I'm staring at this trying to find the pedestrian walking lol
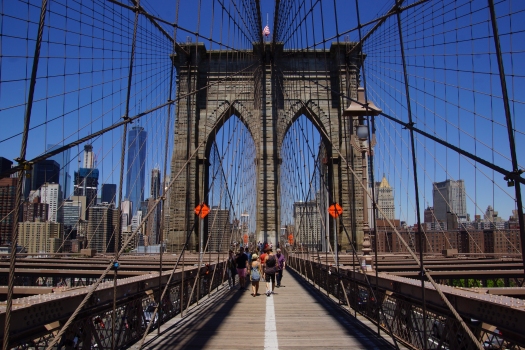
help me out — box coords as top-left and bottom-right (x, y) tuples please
(250, 254), (262, 296)
(244, 247), (252, 280)
(226, 250), (237, 289)
(259, 248), (268, 271)
(235, 247), (249, 290)
(264, 248), (278, 296)
(275, 248), (286, 287)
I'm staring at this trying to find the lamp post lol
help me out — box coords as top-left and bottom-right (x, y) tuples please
(344, 87), (381, 271)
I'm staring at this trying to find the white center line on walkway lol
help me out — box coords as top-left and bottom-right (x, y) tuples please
(265, 288), (279, 350)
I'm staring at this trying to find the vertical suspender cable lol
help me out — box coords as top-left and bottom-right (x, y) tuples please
(393, 0), (427, 345)
(2, 1), (48, 349)
(332, 0), (341, 276)
(353, 0), (383, 339)
(112, 1), (141, 348)
(487, 0), (525, 276)
(157, 0), (180, 334)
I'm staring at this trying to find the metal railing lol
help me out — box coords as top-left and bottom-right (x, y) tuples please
(287, 254), (525, 350)
(4, 262), (227, 349)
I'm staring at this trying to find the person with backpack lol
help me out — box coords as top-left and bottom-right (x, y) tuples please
(264, 248), (278, 296)
(249, 254), (262, 296)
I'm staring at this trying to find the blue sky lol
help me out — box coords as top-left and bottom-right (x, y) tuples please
(1, 0), (523, 225)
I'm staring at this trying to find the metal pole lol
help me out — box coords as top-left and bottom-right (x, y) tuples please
(197, 217), (203, 304)
(487, 0), (525, 277)
(394, 0), (427, 344)
(3, 1), (47, 349)
(111, 269), (118, 350)
(333, 216), (338, 270)
(200, 217), (204, 264)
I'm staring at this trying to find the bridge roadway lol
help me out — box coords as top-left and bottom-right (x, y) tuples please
(135, 269), (403, 350)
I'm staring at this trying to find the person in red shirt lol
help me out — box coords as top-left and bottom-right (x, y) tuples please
(259, 248), (268, 278)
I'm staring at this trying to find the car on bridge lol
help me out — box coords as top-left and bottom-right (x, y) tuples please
(143, 303), (159, 328)
(482, 328), (505, 349)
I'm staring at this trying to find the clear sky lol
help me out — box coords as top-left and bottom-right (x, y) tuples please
(0, 0), (523, 225)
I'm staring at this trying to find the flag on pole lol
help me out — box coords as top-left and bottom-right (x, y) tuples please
(262, 25), (270, 37)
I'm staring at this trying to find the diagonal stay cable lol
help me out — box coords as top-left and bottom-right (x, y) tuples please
(279, 75), (524, 186)
(45, 140), (207, 350)
(0, 62), (258, 179)
(297, 99), (483, 349)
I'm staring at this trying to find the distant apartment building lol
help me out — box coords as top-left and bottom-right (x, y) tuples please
(121, 225), (137, 251)
(18, 221), (62, 254)
(87, 203), (118, 253)
(433, 179), (467, 222)
(22, 197), (49, 222)
(424, 206), (435, 223)
(144, 168), (162, 246)
(121, 200), (133, 230)
(145, 198), (161, 246)
(0, 178), (18, 244)
(375, 175), (395, 220)
(40, 183), (62, 222)
(62, 198), (89, 240)
(207, 206), (231, 252)
(293, 199), (322, 250)
(374, 227), (521, 256)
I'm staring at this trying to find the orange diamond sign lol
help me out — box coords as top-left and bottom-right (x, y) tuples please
(194, 203), (210, 219)
(328, 203), (343, 218)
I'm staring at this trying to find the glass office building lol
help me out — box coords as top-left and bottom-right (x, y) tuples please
(125, 126), (147, 215)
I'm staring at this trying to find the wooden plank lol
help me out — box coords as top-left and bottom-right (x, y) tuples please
(138, 270), (404, 349)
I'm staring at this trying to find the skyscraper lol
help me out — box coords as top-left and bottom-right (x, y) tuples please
(121, 200), (133, 230)
(0, 157), (13, 173)
(375, 175), (395, 220)
(101, 184), (117, 204)
(151, 168), (161, 199)
(207, 206), (231, 252)
(433, 179), (467, 222)
(63, 199), (82, 238)
(125, 126), (147, 215)
(0, 178), (18, 244)
(87, 202), (118, 253)
(145, 168), (162, 245)
(293, 199), (321, 251)
(30, 160), (60, 192)
(73, 168), (99, 217)
(83, 144), (95, 168)
(47, 144), (71, 199)
(40, 183), (62, 223)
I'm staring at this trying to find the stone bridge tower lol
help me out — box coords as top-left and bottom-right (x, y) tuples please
(167, 42), (366, 253)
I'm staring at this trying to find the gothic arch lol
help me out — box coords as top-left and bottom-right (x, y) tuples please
(199, 100), (260, 159)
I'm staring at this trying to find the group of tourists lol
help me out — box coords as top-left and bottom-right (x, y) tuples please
(226, 244), (286, 297)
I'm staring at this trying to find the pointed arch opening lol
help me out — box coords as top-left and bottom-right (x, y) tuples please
(204, 113), (257, 252)
(280, 112), (332, 253)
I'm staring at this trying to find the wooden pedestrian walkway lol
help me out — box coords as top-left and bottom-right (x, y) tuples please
(135, 269), (402, 349)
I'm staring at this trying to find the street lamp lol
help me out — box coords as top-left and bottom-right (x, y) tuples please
(344, 87), (382, 271)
